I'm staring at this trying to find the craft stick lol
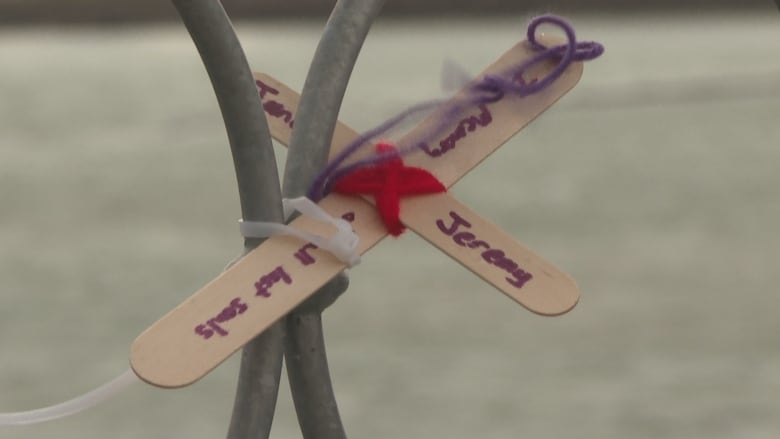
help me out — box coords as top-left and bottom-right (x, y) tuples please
(131, 194), (386, 388)
(256, 65), (578, 316)
(255, 36), (583, 186)
(131, 37), (583, 389)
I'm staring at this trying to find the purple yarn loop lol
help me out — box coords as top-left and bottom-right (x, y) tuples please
(307, 15), (603, 202)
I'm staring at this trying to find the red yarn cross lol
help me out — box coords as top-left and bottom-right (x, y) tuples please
(333, 143), (446, 236)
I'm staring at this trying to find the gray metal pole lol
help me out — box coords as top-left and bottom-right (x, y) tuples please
(282, 1), (386, 437)
(282, 0), (387, 194)
(170, 1), (285, 438)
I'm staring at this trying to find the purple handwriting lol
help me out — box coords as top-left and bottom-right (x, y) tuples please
(293, 211), (356, 266)
(294, 243), (318, 266)
(193, 266), (291, 340)
(194, 298), (249, 339)
(255, 266), (293, 297)
(436, 211), (533, 288)
(256, 79), (295, 128)
(419, 71), (539, 159)
(420, 104), (493, 158)
(258, 76), (494, 159)
(194, 211), (357, 341)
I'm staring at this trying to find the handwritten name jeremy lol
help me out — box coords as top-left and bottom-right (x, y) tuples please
(437, 211), (533, 288)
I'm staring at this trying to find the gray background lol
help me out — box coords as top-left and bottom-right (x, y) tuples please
(0, 1), (771, 23)
(1, 8), (780, 439)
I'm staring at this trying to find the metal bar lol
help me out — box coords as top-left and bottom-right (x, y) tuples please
(281, 1), (386, 437)
(282, 0), (387, 197)
(284, 275), (350, 438)
(170, 1), (285, 438)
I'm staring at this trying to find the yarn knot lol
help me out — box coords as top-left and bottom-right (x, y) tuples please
(332, 143), (446, 236)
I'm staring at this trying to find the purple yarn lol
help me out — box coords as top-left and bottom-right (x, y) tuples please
(306, 99), (445, 201)
(307, 15), (604, 201)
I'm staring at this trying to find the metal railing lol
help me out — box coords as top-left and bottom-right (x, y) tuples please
(170, 1), (386, 437)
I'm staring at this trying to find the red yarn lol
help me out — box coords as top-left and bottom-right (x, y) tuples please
(333, 143), (446, 236)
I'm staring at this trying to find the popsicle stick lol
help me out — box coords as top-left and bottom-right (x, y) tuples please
(402, 194), (578, 314)
(131, 37), (583, 389)
(131, 194), (386, 388)
(255, 36), (583, 186)
(255, 66), (579, 315)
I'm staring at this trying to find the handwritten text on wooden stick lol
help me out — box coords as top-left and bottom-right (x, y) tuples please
(131, 38), (583, 389)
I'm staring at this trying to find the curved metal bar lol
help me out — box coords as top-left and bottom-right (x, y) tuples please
(281, 0), (386, 437)
(170, 1), (285, 438)
(282, 0), (387, 197)
(284, 274), (349, 438)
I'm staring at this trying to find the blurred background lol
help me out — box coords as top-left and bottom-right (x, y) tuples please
(1, 1), (779, 439)
(0, 0), (772, 23)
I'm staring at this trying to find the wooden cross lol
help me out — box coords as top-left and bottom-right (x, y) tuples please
(131, 37), (585, 389)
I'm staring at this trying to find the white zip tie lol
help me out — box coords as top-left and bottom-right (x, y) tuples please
(239, 197), (361, 267)
(0, 368), (138, 426)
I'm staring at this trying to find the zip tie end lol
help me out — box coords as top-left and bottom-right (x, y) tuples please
(239, 197), (361, 267)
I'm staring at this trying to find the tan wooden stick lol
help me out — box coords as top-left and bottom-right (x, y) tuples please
(131, 38), (583, 389)
(255, 69), (579, 318)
